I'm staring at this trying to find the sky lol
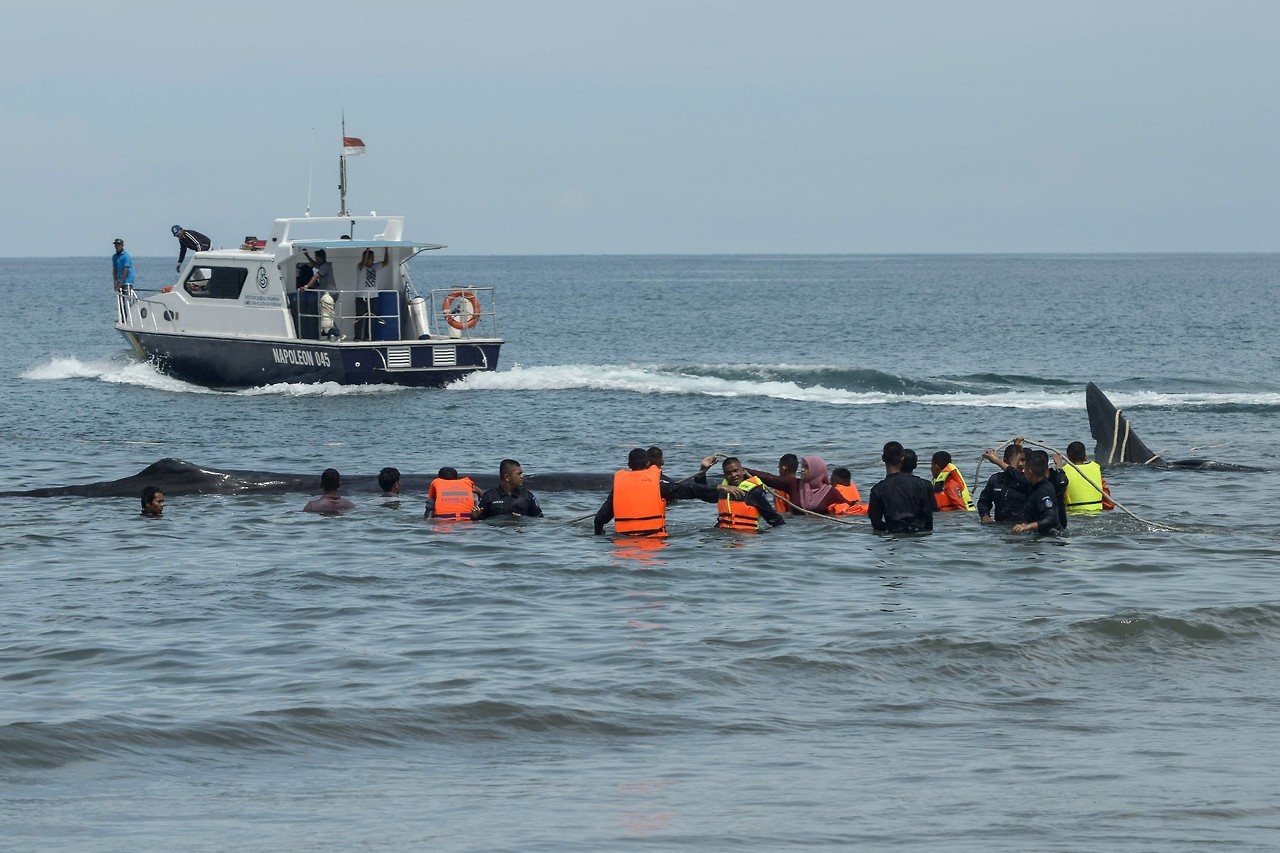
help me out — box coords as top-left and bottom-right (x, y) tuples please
(3, 0), (1278, 256)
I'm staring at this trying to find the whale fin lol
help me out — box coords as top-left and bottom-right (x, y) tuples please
(1085, 383), (1162, 465)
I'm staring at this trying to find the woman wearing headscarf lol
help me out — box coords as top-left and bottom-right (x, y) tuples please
(796, 455), (844, 514)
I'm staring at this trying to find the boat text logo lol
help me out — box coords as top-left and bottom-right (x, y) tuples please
(272, 348), (331, 367)
(257, 266), (269, 291)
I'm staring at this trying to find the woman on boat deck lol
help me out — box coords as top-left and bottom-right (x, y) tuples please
(354, 248), (389, 341)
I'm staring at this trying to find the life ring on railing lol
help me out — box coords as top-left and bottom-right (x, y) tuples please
(443, 289), (481, 330)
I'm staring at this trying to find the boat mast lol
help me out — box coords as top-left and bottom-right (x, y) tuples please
(338, 114), (349, 217)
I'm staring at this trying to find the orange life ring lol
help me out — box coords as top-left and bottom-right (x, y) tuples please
(443, 289), (481, 330)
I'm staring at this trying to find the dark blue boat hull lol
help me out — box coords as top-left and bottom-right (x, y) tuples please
(119, 329), (501, 389)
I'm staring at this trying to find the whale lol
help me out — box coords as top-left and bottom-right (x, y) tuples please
(0, 458), (615, 498)
(1085, 382), (1258, 471)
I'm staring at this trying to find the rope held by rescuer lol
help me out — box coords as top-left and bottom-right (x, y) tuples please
(972, 436), (1183, 532)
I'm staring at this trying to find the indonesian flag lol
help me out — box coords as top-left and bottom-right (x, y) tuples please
(343, 136), (366, 156)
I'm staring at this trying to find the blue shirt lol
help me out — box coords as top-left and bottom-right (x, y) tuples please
(112, 249), (135, 286)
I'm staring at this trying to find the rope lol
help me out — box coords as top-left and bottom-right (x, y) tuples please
(758, 483), (864, 526)
(975, 436), (1183, 532)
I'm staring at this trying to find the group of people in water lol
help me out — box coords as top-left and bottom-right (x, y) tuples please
(139, 439), (1113, 537)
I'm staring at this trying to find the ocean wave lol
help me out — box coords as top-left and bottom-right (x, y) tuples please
(0, 701), (664, 770)
(452, 364), (1280, 411)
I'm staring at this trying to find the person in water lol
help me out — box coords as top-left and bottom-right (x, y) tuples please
(426, 467), (481, 520)
(304, 468), (355, 514)
(977, 444), (1030, 524)
(931, 450), (975, 512)
(795, 455), (845, 514)
(171, 224), (211, 271)
(475, 459), (543, 519)
(867, 441), (934, 533)
(747, 453), (802, 514)
(828, 467), (868, 515)
(594, 447), (716, 536)
(376, 467), (402, 507)
(1011, 450), (1067, 534)
(694, 456), (786, 532)
(1058, 441), (1114, 515)
(140, 486), (164, 518)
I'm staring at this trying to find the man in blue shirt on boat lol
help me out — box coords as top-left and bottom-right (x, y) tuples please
(112, 238), (134, 291)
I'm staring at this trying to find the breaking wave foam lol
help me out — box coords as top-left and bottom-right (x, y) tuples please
(20, 357), (405, 397)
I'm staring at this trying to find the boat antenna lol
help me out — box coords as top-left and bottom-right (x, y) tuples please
(305, 126), (315, 218)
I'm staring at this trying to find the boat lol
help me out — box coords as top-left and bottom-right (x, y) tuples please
(114, 143), (502, 388)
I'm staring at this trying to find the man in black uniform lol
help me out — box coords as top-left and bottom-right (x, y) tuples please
(172, 224), (212, 271)
(867, 441), (934, 533)
(1011, 450), (1067, 534)
(475, 459), (544, 519)
(977, 443), (1030, 523)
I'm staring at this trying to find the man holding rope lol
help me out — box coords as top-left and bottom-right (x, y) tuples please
(1011, 450), (1067, 535)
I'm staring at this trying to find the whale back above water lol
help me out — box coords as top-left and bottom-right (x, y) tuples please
(0, 458), (615, 498)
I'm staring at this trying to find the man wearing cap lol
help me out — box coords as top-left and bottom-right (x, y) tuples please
(172, 225), (211, 272)
(111, 239), (135, 292)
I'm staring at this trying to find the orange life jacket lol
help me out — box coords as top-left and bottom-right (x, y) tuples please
(429, 477), (476, 519)
(613, 468), (667, 537)
(932, 464), (975, 512)
(718, 476), (763, 531)
(830, 482), (868, 515)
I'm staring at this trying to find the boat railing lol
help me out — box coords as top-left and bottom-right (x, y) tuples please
(425, 287), (498, 340)
(287, 286), (498, 342)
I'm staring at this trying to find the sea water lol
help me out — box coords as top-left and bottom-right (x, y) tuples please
(2, 254), (1279, 851)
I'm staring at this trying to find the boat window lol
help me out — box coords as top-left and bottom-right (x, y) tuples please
(201, 267), (250, 300)
(183, 268), (213, 296)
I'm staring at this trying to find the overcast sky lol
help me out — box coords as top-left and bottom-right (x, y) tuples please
(3, 0), (1277, 256)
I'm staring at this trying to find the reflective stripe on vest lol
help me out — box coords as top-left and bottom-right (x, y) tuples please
(932, 464), (975, 511)
(430, 477), (475, 519)
(718, 476), (763, 531)
(1063, 461), (1106, 513)
(613, 468), (667, 536)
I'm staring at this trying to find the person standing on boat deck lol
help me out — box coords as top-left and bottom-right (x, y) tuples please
(171, 225), (211, 271)
(299, 249), (341, 340)
(867, 441), (934, 533)
(304, 468), (355, 514)
(475, 459), (544, 520)
(140, 486), (164, 518)
(354, 248), (389, 341)
(111, 238), (134, 292)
